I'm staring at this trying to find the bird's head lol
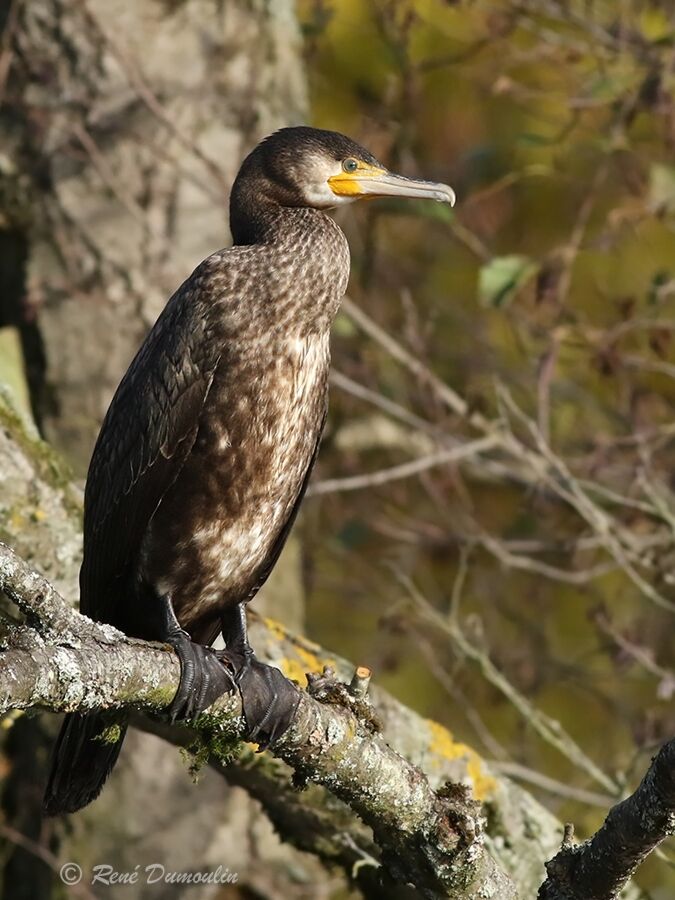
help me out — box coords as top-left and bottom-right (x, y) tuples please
(230, 126), (455, 241)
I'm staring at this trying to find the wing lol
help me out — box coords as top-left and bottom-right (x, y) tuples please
(80, 265), (222, 624)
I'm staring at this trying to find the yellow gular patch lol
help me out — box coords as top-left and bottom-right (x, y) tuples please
(328, 166), (387, 197)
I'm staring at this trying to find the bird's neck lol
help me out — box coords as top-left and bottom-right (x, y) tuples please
(229, 190), (351, 332)
(230, 191), (327, 247)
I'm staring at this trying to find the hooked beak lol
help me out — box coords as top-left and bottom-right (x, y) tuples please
(328, 166), (456, 206)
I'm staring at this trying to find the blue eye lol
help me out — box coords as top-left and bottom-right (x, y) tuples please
(342, 158), (359, 173)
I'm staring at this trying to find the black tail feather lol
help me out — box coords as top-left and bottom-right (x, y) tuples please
(43, 712), (127, 816)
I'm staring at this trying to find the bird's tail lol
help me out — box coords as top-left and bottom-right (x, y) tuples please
(43, 712), (128, 816)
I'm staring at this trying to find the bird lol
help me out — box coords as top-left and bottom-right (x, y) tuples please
(43, 125), (455, 815)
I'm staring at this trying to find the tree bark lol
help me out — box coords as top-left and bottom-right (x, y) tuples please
(3, 0), (306, 469)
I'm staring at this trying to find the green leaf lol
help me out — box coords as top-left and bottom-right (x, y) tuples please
(587, 70), (639, 103)
(478, 255), (538, 308)
(409, 199), (456, 223)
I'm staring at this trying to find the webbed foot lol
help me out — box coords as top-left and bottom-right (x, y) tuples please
(220, 604), (300, 746)
(166, 630), (236, 722)
(236, 655), (300, 747)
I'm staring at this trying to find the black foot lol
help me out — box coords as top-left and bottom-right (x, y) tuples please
(220, 604), (300, 747)
(236, 655), (300, 747)
(167, 631), (236, 723)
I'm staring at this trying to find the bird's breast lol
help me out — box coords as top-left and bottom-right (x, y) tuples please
(140, 331), (330, 629)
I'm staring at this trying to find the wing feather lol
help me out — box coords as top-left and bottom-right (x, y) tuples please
(80, 268), (221, 623)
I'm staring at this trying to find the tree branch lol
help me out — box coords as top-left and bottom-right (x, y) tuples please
(0, 542), (515, 899)
(137, 715), (401, 900)
(539, 739), (675, 899)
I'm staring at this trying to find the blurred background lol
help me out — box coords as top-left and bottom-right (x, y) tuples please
(2, 0), (675, 897)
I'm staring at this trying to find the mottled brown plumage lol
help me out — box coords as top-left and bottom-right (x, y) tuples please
(44, 126), (455, 815)
(83, 207), (347, 645)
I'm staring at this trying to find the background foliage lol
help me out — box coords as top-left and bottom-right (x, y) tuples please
(296, 2), (675, 895)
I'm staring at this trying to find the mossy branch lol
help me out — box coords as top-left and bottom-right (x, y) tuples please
(0, 541), (515, 899)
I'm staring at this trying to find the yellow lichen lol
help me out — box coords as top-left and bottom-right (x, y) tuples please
(261, 616), (289, 642)
(262, 616), (336, 685)
(262, 616), (325, 654)
(277, 646), (337, 686)
(9, 510), (25, 530)
(425, 719), (497, 801)
(277, 656), (310, 685)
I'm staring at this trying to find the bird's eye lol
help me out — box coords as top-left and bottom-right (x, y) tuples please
(342, 158), (359, 173)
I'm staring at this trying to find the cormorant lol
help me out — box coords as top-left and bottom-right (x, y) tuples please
(43, 126), (455, 815)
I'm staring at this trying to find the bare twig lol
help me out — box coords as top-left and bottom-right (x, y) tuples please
(490, 762), (614, 809)
(592, 606), (675, 697)
(70, 123), (151, 231)
(476, 531), (617, 586)
(341, 297), (475, 424)
(308, 434), (499, 496)
(398, 572), (620, 795)
(330, 368), (438, 436)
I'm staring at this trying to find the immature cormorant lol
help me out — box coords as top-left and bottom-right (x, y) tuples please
(43, 126), (455, 815)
